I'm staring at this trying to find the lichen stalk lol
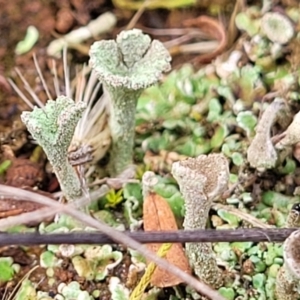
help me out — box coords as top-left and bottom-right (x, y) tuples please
(21, 96), (86, 202)
(276, 230), (300, 300)
(247, 97), (286, 170)
(89, 28), (171, 176)
(105, 87), (142, 176)
(171, 154), (229, 288)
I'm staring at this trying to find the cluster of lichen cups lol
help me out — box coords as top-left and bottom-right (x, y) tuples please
(19, 28), (232, 300)
(18, 4), (300, 297)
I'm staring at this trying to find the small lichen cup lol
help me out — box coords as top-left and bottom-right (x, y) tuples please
(276, 229), (300, 300)
(21, 96), (86, 203)
(247, 98), (286, 170)
(89, 29), (171, 176)
(171, 153), (229, 288)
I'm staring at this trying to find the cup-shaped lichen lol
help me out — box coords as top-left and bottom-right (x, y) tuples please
(21, 96), (86, 202)
(247, 98), (286, 170)
(261, 12), (294, 45)
(171, 154), (229, 288)
(276, 230), (300, 300)
(275, 110), (300, 151)
(89, 29), (171, 176)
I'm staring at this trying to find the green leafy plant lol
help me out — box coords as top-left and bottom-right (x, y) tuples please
(0, 257), (16, 283)
(105, 189), (124, 208)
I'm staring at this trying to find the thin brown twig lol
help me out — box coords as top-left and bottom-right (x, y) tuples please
(0, 228), (295, 246)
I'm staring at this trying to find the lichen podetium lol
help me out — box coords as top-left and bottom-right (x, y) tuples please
(89, 29), (171, 176)
(247, 97), (286, 170)
(172, 154), (229, 288)
(276, 230), (300, 300)
(21, 96), (86, 203)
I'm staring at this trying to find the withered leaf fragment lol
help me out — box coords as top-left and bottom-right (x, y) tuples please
(143, 192), (191, 287)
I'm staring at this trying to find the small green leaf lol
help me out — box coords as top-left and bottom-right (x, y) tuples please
(93, 210), (125, 230)
(109, 277), (130, 300)
(123, 183), (142, 202)
(40, 251), (59, 268)
(231, 152), (244, 166)
(214, 242), (231, 254)
(154, 183), (179, 199)
(72, 256), (94, 280)
(265, 277), (276, 299)
(0, 257), (14, 282)
(229, 173), (238, 184)
(165, 192), (185, 218)
(0, 160), (11, 175)
(218, 287), (235, 300)
(273, 210), (287, 227)
(162, 119), (181, 129)
(210, 125), (228, 149)
(175, 139), (198, 156)
(236, 111), (257, 137)
(252, 273), (266, 289)
(222, 143), (231, 157)
(105, 189), (124, 208)
(278, 157), (296, 175)
(242, 192), (253, 204)
(267, 264), (281, 278)
(247, 245), (264, 258)
(15, 279), (37, 300)
(235, 12), (260, 36)
(217, 209), (240, 227)
(231, 242), (253, 253)
(262, 191), (300, 212)
(250, 256), (266, 272)
(207, 98), (222, 122)
(263, 244), (278, 266)
(60, 281), (94, 299)
(154, 183), (185, 217)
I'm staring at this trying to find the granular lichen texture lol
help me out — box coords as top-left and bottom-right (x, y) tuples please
(21, 96), (86, 202)
(89, 29), (171, 176)
(247, 98), (286, 170)
(276, 230), (300, 299)
(172, 154), (229, 288)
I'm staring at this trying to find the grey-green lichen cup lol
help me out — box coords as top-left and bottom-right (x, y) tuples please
(172, 154), (229, 288)
(276, 229), (300, 300)
(89, 29), (171, 176)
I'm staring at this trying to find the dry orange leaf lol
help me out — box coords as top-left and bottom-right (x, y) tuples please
(143, 192), (191, 287)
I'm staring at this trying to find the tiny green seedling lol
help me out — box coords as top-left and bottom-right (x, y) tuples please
(15, 25), (39, 55)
